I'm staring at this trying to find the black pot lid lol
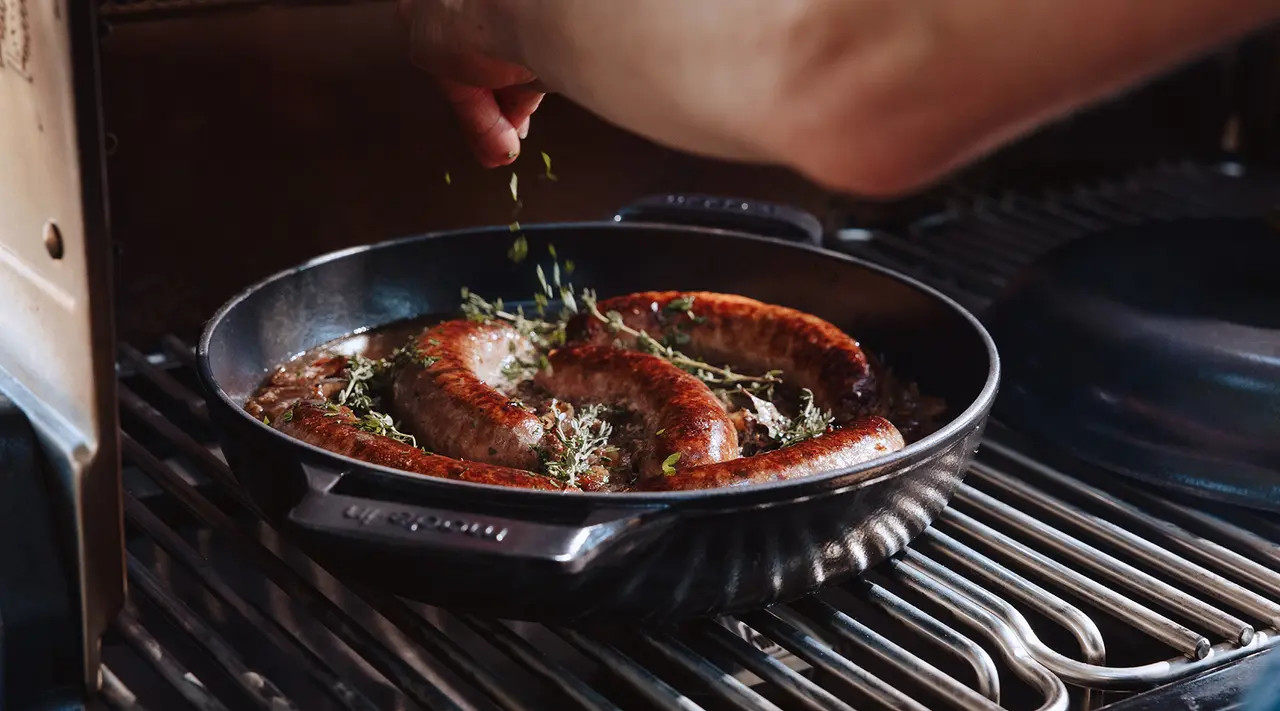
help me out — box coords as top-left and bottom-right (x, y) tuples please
(986, 216), (1280, 510)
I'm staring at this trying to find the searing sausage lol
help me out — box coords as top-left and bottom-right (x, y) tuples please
(575, 291), (879, 420)
(393, 320), (546, 469)
(277, 403), (574, 491)
(637, 416), (904, 492)
(535, 345), (739, 477)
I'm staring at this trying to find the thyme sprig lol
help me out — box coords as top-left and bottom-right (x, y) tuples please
(579, 289), (782, 394)
(541, 402), (613, 487)
(740, 387), (834, 448)
(330, 342), (438, 451)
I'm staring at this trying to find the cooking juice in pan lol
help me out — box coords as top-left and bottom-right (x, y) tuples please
(245, 289), (945, 493)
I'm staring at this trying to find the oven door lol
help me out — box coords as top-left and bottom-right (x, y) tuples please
(0, 0), (122, 700)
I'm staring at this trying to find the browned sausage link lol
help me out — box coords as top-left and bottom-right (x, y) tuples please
(576, 291), (878, 420)
(277, 403), (575, 491)
(535, 345), (739, 477)
(636, 416), (904, 492)
(393, 320), (545, 469)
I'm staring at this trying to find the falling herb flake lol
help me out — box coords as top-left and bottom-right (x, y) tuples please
(565, 260), (575, 275)
(662, 452), (682, 475)
(541, 151), (558, 181)
(444, 172), (452, 185)
(509, 172), (519, 202)
(507, 234), (529, 263)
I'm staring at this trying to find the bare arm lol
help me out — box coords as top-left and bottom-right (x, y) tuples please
(407, 0), (1280, 195)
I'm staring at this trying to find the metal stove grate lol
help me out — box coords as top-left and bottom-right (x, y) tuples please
(102, 163), (1280, 711)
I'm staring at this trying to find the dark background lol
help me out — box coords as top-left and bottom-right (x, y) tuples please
(97, 4), (1280, 346)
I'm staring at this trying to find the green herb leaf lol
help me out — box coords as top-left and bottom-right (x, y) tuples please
(282, 409), (293, 422)
(507, 234), (528, 263)
(655, 428), (666, 436)
(541, 151), (558, 181)
(662, 452), (681, 475)
(444, 171), (452, 185)
(565, 260), (575, 275)
(262, 415), (270, 425)
(489, 447), (498, 456)
(541, 402), (613, 487)
(509, 172), (519, 202)
(666, 295), (696, 313)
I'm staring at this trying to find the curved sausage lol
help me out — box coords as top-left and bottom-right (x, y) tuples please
(637, 416), (904, 492)
(277, 403), (574, 491)
(575, 291), (879, 420)
(392, 320), (546, 470)
(535, 345), (739, 478)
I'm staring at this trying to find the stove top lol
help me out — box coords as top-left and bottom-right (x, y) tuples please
(96, 162), (1280, 711)
(102, 336), (1280, 711)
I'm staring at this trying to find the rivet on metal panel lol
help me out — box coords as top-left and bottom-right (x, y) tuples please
(43, 221), (63, 259)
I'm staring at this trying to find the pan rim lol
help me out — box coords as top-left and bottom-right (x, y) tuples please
(198, 221), (1000, 503)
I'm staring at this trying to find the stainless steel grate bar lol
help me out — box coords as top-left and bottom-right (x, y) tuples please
(781, 601), (1001, 711)
(556, 629), (706, 711)
(954, 484), (1255, 647)
(694, 620), (856, 711)
(920, 527), (1106, 664)
(636, 632), (785, 711)
(120, 433), (469, 711)
(969, 462), (1280, 630)
(853, 580), (1002, 703)
(126, 554), (301, 711)
(122, 493), (391, 711)
(887, 558), (1069, 711)
(116, 608), (233, 711)
(742, 610), (931, 711)
(980, 439), (1280, 604)
(938, 506), (1210, 658)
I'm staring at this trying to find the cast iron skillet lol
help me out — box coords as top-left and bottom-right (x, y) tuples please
(198, 197), (999, 622)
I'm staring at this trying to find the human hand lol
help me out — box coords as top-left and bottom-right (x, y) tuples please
(398, 0), (544, 168)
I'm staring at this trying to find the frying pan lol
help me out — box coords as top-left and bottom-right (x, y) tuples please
(198, 196), (999, 622)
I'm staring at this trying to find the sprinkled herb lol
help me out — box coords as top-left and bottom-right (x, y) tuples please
(667, 296), (696, 313)
(262, 415), (270, 425)
(509, 172), (519, 202)
(507, 150), (518, 159)
(565, 260), (575, 275)
(444, 172), (452, 185)
(489, 447), (498, 456)
(655, 428), (666, 436)
(508, 234), (528, 262)
(662, 452), (681, 475)
(541, 402), (613, 487)
(740, 387), (833, 449)
(282, 409), (293, 422)
(541, 151), (558, 181)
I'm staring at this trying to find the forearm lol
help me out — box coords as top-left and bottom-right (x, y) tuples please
(487, 0), (1280, 196)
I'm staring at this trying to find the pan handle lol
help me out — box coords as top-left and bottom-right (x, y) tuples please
(286, 464), (667, 572)
(613, 194), (824, 246)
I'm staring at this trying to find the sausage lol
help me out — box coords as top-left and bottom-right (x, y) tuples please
(535, 345), (739, 478)
(276, 403), (574, 491)
(392, 320), (546, 470)
(637, 416), (904, 492)
(575, 291), (879, 420)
